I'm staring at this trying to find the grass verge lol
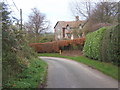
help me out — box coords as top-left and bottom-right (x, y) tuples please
(4, 57), (47, 88)
(39, 53), (119, 80)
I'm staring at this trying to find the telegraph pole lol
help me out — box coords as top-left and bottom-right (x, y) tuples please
(20, 9), (22, 30)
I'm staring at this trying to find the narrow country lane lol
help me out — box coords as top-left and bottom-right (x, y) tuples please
(39, 57), (118, 88)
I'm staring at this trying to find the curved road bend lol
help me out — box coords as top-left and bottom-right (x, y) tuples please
(39, 57), (118, 88)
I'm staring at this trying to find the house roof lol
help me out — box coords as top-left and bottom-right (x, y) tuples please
(54, 20), (86, 29)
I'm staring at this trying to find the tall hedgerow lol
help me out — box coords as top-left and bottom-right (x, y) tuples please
(100, 24), (120, 65)
(83, 27), (107, 60)
(83, 24), (120, 66)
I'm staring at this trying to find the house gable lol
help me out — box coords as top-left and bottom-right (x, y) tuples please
(54, 20), (85, 40)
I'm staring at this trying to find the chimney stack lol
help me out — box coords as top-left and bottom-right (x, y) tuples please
(75, 16), (79, 21)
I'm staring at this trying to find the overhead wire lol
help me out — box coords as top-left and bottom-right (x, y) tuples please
(4, 0), (18, 17)
(3, 0), (29, 23)
(11, 0), (19, 12)
(11, 0), (29, 22)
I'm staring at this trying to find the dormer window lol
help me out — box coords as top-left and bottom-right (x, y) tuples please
(66, 24), (70, 30)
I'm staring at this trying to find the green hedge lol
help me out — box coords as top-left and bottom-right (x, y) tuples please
(100, 24), (120, 65)
(83, 27), (107, 60)
(83, 24), (120, 66)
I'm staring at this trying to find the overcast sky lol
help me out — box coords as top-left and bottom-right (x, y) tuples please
(5, 0), (77, 32)
(4, 0), (118, 32)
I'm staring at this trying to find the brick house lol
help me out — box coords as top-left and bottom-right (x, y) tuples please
(54, 16), (85, 40)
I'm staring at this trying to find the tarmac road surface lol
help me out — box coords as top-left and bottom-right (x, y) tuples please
(39, 56), (118, 88)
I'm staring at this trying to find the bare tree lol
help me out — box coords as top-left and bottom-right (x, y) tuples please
(69, 0), (95, 30)
(25, 8), (50, 36)
(70, 1), (94, 20)
(91, 2), (118, 24)
(70, 1), (118, 23)
(69, 1), (95, 35)
(70, 1), (119, 34)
